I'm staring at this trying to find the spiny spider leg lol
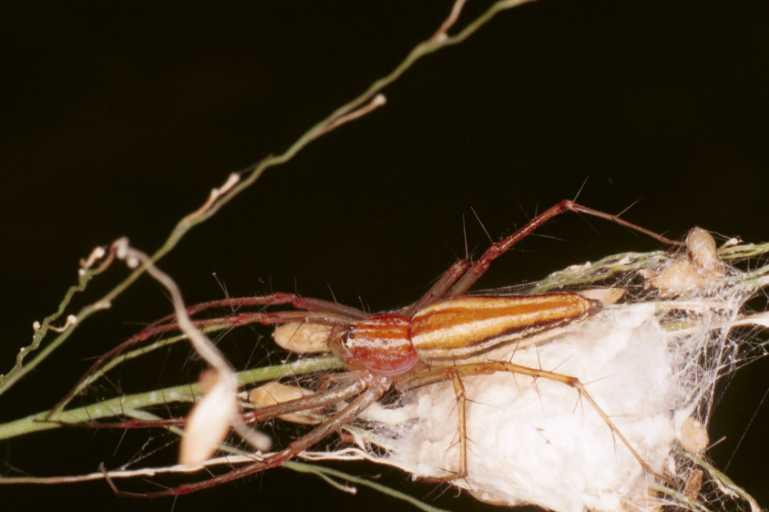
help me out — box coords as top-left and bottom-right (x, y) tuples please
(396, 360), (667, 481)
(51, 306), (357, 418)
(121, 292), (364, 366)
(116, 374), (391, 497)
(400, 260), (470, 317)
(152, 293), (368, 324)
(242, 378), (368, 423)
(408, 200), (683, 304)
(47, 379), (367, 430)
(426, 370), (469, 482)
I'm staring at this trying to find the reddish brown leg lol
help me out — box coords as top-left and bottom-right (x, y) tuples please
(436, 200), (684, 299)
(47, 417), (187, 429)
(97, 308), (352, 370)
(241, 378), (367, 423)
(51, 305), (358, 418)
(49, 378), (367, 430)
(114, 374), (391, 497)
(154, 293), (368, 323)
(398, 360), (664, 480)
(92, 293), (361, 385)
(400, 260), (470, 317)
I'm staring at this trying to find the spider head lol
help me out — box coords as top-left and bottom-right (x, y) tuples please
(328, 315), (419, 376)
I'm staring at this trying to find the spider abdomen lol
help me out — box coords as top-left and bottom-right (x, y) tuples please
(410, 293), (599, 363)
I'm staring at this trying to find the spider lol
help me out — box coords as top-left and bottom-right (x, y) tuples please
(94, 200), (682, 496)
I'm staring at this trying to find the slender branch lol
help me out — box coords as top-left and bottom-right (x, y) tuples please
(53, 324), (240, 418)
(1, 246), (116, 389)
(432, 0), (467, 39)
(317, 94), (387, 135)
(0, 355), (342, 441)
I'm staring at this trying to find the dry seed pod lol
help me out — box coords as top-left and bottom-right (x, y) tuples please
(678, 417), (709, 455)
(686, 227), (719, 271)
(684, 469), (704, 502)
(180, 371), (237, 464)
(197, 367), (220, 394)
(646, 227), (724, 295)
(249, 381), (321, 425)
(272, 322), (332, 353)
(578, 288), (625, 305)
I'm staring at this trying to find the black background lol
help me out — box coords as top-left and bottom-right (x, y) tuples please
(1, 1), (768, 511)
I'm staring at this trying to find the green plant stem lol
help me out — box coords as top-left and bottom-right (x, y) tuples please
(0, 355), (342, 441)
(50, 318), (275, 416)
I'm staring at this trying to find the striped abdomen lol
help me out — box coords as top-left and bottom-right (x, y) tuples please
(339, 293), (599, 375)
(411, 293), (599, 363)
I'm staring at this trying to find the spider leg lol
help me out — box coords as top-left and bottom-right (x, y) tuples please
(404, 200), (682, 310)
(395, 368), (473, 482)
(243, 376), (368, 423)
(103, 291), (364, 380)
(409, 369), (469, 482)
(400, 260), (470, 317)
(104, 309), (349, 369)
(50, 306), (355, 419)
(398, 360), (667, 482)
(114, 373), (391, 498)
(154, 292), (368, 324)
(50, 377), (368, 430)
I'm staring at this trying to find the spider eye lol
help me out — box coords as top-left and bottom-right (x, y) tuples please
(340, 326), (361, 353)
